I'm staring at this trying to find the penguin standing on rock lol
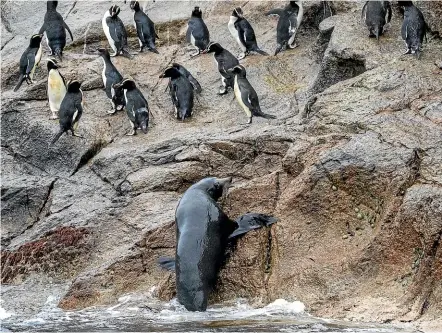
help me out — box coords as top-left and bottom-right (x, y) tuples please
(160, 66), (194, 121)
(266, 1), (304, 55)
(97, 48), (125, 113)
(102, 5), (132, 58)
(401, 1), (427, 59)
(39, 1), (74, 60)
(130, 1), (159, 54)
(203, 42), (239, 95)
(186, 7), (210, 57)
(47, 58), (66, 119)
(113, 79), (149, 135)
(229, 65), (276, 124)
(51, 80), (84, 145)
(14, 34), (43, 92)
(362, 1), (392, 40)
(228, 7), (268, 60)
(170, 63), (202, 93)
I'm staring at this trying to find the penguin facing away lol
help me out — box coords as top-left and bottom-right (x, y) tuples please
(51, 80), (84, 145)
(159, 66), (194, 121)
(186, 7), (210, 57)
(47, 58), (67, 119)
(102, 5), (132, 58)
(39, 1), (74, 60)
(203, 42), (239, 95)
(266, 1), (304, 55)
(401, 1), (427, 59)
(229, 65), (276, 124)
(97, 48), (125, 113)
(171, 63), (202, 93)
(113, 79), (149, 135)
(361, 1), (392, 40)
(14, 34), (43, 92)
(130, 1), (159, 54)
(228, 7), (268, 60)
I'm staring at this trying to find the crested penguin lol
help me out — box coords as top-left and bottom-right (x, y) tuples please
(229, 65), (276, 124)
(102, 5), (132, 58)
(401, 1), (427, 59)
(228, 7), (268, 60)
(203, 42), (239, 95)
(47, 58), (67, 119)
(160, 66), (194, 121)
(39, 1), (74, 60)
(51, 80), (84, 145)
(361, 1), (392, 40)
(14, 34), (43, 92)
(186, 6), (210, 57)
(130, 1), (159, 54)
(113, 79), (149, 135)
(266, 1), (304, 55)
(170, 63), (202, 93)
(97, 48), (125, 113)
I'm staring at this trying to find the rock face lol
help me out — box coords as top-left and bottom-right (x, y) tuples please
(1, 0), (441, 328)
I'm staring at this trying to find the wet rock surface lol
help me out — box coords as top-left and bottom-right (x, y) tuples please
(1, 0), (441, 330)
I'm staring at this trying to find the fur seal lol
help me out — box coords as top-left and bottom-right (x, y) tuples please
(158, 177), (277, 312)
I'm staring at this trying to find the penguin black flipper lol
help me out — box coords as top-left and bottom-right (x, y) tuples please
(229, 213), (278, 239)
(266, 8), (284, 17)
(135, 21), (146, 46)
(158, 256), (176, 271)
(106, 17), (121, 45)
(188, 75), (202, 93)
(361, 1), (368, 22)
(38, 23), (46, 35)
(25, 52), (37, 77)
(63, 21), (74, 41)
(385, 1), (392, 23)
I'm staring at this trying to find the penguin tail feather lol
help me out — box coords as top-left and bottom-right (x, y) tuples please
(13, 75), (25, 92)
(255, 110), (276, 119)
(51, 130), (64, 145)
(229, 213), (278, 239)
(149, 47), (159, 54)
(254, 48), (269, 56)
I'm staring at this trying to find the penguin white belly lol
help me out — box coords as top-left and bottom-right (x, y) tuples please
(48, 70), (67, 112)
(31, 45), (43, 80)
(228, 17), (246, 52)
(234, 76), (251, 118)
(101, 58), (107, 87)
(102, 13), (117, 53)
(190, 32), (196, 47)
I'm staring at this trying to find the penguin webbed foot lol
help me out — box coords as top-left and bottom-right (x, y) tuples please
(71, 130), (83, 138)
(190, 50), (201, 58)
(218, 87), (228, 95)
(126, 128), (137, 136)
(402, 49), (412, 55)
(107, 109), (117, 115)
(50, 114), (59, 120)
(237, 52), (247, 60)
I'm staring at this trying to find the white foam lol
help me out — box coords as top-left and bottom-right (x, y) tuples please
(0, 306), (13, 320)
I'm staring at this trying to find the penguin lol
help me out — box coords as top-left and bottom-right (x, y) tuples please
(46, 58), (67, 119)
(102, 5), (132, 58)
(228, 7), (268, 60)
(228, 65), (276, 124)
(129, 1), (159, 54)
(160, 66), (194, 121)
(186, 7), (210, 57)
(14, 34), (43, 92)
(51, 80), (84, 145)
(170, 63), (202, 93)
(401, 1), (427, 59)
(113, 79), (149, 135)
(203, 42), (239, 95)
(39, 1), (74, 60)
(361, 1), (392, 40)
(97, 48), (125, 113)
(266, 1), (304, 55)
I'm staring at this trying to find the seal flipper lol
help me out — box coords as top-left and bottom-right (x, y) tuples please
(158, 256), (176, 271)
(229, 213), (277, 239)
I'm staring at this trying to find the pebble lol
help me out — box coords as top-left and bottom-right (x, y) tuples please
(342, 235), (348, 239)
(332, 185), (337, 191)
(354, 207), (359, 213)
(357, 212), (363, 219)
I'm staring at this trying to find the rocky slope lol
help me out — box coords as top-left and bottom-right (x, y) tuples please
(1, 0), (441, 330)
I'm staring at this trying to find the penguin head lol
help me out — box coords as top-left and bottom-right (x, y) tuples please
(289, 1), (302, 8)
(228, 65), (247, 78)
(203, 42), (224, 54)
(67, 80), (82, 93)
(47, 58), (59, 71)
(29, 34), (43, 48)
(130, 1), (141, 11)
(192, 177), (233, 201)
(97, 48), (110, 59)
(109, 5), (121, 17)
(47, 1), (58, 11)
(232, 7), (244, 19)
(191, 6), (203, 18)
(159, 67), (181, 79)
(114, 79), (137, 91)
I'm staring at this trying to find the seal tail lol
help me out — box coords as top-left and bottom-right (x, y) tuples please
(14, 75), (25, 92)
(51, 129), (64, 145)
(158, 257), (176, 271)
(229, 213), (277, 239)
